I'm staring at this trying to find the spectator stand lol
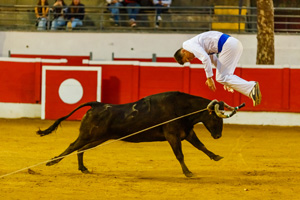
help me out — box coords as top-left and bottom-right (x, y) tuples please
(1, 4), (300, 33)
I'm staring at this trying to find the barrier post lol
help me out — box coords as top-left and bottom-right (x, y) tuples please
(34, 58), (42, 103)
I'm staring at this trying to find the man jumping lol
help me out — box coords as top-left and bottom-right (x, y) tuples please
(174, 31), (262, 106)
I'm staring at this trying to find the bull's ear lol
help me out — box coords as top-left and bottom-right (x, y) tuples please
(218, 101), (225, 110)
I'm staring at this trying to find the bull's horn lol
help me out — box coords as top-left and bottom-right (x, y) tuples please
(214, 103), (237, 118)
(207, 100), (219, 113)
(223, 102), (235, 111)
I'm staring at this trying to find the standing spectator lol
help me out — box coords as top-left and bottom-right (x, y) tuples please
(152, 0), (172, 28)
(125, 0), (140, 27)
(65, 0), (85, 30)
(51, 0), (67, 30)
(106, 0), (123, 26)
(35, 0), (49, 30)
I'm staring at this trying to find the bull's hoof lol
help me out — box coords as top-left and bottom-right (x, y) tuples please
(212, 155), (223, 161)
(79, 166), (91, 174)
(81, 169), (91, 174)
(184, 171), (194, 178)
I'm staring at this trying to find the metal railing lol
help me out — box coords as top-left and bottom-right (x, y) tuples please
(0, 5), (300, 33)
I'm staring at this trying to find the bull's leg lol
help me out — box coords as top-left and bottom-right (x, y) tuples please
(77, 152), (88, 173)
(76, 139), (110, 173)
(46, 138), (86, 166)
(186, 130), (223, 161)
(77, 139), (108, 173)
(164, 126), (193, 177)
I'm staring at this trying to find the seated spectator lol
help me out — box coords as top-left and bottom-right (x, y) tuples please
(124, 0), (140, 27)
(139, 0), (154, 11)
(35, 0), (49, 30)
(65, 0), (85, 30)
(106, 0), (124, 26)
(152, 0), (172, 28)
(139, 0), (154, 27)
(51, 0), (67, 30)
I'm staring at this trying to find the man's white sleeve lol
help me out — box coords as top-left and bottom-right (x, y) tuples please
(183, 42), (214, 78)
(194, 49), (214, 78)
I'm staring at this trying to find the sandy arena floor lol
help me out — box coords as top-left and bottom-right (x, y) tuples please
(0, 118), (299, 200)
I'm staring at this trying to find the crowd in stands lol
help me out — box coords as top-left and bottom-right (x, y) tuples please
(34, 0), (172, 30)
(107, 0), (172, 27)
(35, 0), (85, 30)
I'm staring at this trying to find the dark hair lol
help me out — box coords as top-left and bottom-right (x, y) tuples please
(70, 0), (80, 13)
(36, 0), (49, 14)
(174, 48), (184, 65)
(71, 0), (81, 6)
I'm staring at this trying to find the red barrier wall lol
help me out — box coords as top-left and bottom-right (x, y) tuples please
(113, 57), (202, 64)
(10, 54), (90, 66)
(0, 58), (299, 113)
(100, 63), (139, 104)
(0, 61), (38, 103)
(139, 66), (188, 97)
(86, 61), (300, 112)
(156, 57), (202, 64)
(0, 58), (67, 103)
(114, 58), (152, 62)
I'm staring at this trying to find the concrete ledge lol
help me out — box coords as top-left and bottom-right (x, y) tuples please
(224, 111), (300, 126)
(0, 102), (299, 126)
(0, 103), (41, 118)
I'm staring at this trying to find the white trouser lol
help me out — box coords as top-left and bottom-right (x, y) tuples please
(210, 37), (255, 97)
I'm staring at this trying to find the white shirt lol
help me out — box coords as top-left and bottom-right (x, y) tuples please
(106, 0), (123, 4)
(152, 0), (172, 7)
(182, 31), (223, 78)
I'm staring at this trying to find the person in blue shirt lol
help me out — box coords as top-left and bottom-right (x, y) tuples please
(65, 0), (85, 29)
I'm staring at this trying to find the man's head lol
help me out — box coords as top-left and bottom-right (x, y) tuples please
(174, 48), (195, 65)
(73, 0), (80, 5)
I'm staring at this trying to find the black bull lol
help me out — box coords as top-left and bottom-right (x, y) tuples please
(37, 91), (244, 177)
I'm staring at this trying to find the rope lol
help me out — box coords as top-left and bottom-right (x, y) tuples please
(0, 107), (208, 179)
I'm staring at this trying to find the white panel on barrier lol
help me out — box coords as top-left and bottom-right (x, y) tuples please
(41, 66), (101, 120)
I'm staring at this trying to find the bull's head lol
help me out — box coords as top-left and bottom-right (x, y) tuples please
(203, 100), (245, 139)
(207, 100), (245, 118)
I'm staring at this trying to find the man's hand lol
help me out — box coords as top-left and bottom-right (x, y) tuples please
(205, 77), (216, 91)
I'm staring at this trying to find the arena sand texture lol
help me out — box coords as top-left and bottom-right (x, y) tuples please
(0, 118), (299, 200)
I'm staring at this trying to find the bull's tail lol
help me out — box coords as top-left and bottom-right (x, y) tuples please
(37, 101), (100, 137)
